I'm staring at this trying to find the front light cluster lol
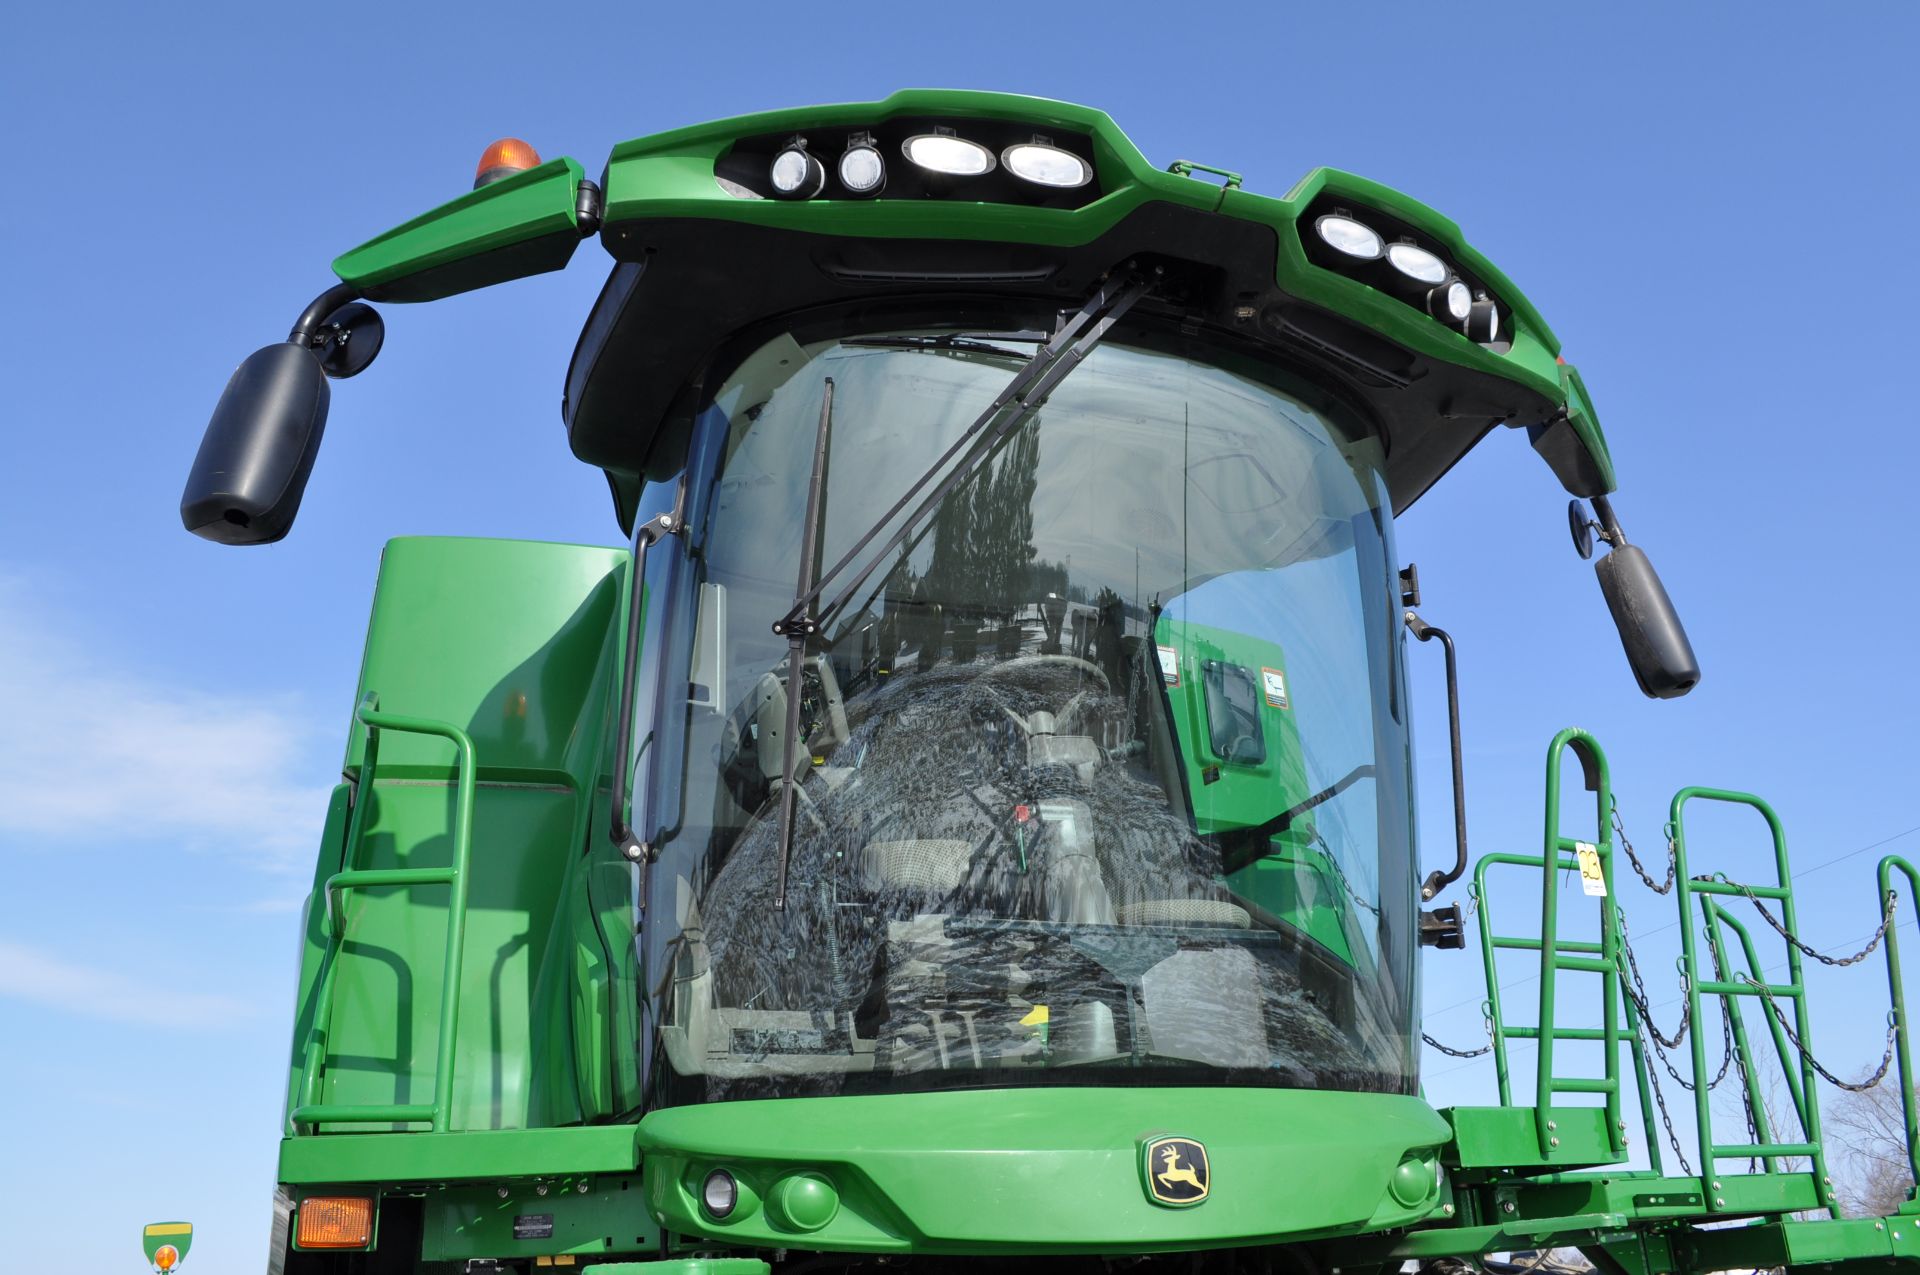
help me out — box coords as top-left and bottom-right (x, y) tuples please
(1313, 210), (1500, 344)
(769, 130), (1092, 200)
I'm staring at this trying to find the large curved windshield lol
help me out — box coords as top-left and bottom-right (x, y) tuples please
(637, 327), (1416, 1105)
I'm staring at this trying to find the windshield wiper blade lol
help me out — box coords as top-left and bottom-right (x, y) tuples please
(841, 334), (1038, 360)
(771, 265), (1154, 646)
(773, 377), (836, 912)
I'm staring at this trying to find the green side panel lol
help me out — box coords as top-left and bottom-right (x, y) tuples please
(344, 537), (625, 782)
(1442, 1106), (1621, 1171)
(332, 158), (586, 303)
(598, 89), (1612, 494)
(289, 537), (629, 1140)
(636, 1088), (1451, 1254)
(420, 1174), (657, 1262)
(279, 1125), (642, 1184)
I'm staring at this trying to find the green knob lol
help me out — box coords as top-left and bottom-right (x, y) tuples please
(769, 1173), (839, 1233)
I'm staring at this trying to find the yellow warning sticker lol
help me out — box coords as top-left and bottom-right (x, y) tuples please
(1575, 842), (1607, 897)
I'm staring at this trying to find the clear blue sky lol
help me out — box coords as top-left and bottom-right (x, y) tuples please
(5, 3), (1920, 1270)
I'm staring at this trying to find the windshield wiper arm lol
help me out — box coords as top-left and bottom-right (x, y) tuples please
(841, 334), (1038, 360)
(773, 377), (837, 911)
(771, 265), (1154, 646)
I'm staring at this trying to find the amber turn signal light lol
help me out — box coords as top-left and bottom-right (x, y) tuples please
(296, 1196), (374, 1249)
(475, 138), (542, 188)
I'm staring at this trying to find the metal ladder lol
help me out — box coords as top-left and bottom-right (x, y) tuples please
(289, 692), (478, 1134)
(1469, 728), (1661, 1167)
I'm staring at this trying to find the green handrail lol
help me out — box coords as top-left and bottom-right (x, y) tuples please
(1875, 855), (1920, 1201)
(1670, 786), (1836, 1216)
(290, 692), (477, 1134)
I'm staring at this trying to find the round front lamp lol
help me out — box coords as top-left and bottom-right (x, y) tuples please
(838, 134), (886, 196)
(701, 1169), (738, 1220)
(1387, 242), (1448, 285)
(771, 142), (825, 200)
(1314, 213), (1384, 261)
(1465, 298), (1500, 343)
(1428, 280), (1472, 322)
(1002, 140), (1091, 188)
(902, 131), (996, 177)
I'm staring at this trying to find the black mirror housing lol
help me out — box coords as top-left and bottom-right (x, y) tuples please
(1594, 543), (1700, 699)
(181, 342), (330, 545)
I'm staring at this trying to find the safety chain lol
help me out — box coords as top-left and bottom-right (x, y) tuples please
(1741, 975), (1901, 1093)
(1627, 1009), (1694, 1176)
(1714, 879), (1899, 969)
(1423, 1014), (1497, 1059)
(1613, 804), (1677, 895)
(1618, 911), (1690, 1049)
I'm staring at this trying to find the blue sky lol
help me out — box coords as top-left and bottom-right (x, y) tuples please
(5, 2), (1920, 1270)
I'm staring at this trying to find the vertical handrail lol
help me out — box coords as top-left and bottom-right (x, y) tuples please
(1875, 855), (1920, 1197)
(291, 692), (477, 1134)
(1701, 901), (1817, 1176)
(1536, 728), (1624, 1160)
(1670, 786), (1832, 1215)
(1471, 871), (1515, 1107)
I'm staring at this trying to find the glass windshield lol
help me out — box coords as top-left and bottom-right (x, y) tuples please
(638, 326), (1417, 1105)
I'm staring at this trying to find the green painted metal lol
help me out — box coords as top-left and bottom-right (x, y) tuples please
(1877, 855), (1920, 1202)
(332, 156), (588, 302)
(419, 1174), (658, 1262)
(1669, 786), (1839, 1216)
(635, 1088), (1450, 1254)
(278, 1124), (641, 1186)
(293, 692), (476, 1133)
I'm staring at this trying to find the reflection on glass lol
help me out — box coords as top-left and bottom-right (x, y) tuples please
(637, 331), (1417, 1104)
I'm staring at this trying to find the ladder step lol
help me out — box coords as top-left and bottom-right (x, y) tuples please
(289, 1102), (436, 1125)
(1697, 979), (1801, 998)
(1493, 937), (1605, 955)
(1553, 955), (1614, 974)
(1692, 879), (1790, 901)
(331, 866), (458, 889)
(1505, 1027), (1611, 1042)
(1550, 1077), (1619, 1094)
(1711, 1141), (1820, 1159)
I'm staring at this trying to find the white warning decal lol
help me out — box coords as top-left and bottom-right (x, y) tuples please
(1157, 645), (1180, 687)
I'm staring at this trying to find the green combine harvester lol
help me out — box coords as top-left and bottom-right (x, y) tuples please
(181, 91), (1920, 1274)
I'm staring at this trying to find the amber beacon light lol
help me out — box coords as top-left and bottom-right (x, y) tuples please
(474, 137), (542, 187)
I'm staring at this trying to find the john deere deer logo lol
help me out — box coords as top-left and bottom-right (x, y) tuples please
(1141, 1136), (1209, 1206)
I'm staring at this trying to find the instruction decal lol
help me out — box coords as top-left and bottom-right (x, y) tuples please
(1158, 645), (1180, 687)
(1574, 842), (1608, 897)
(1261, 667), (1290, 709)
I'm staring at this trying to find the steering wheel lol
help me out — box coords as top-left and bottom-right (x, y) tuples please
(972, 654), (1112, 735)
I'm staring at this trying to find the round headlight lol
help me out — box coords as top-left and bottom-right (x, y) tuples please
(1465, 298), (1500, 343)
(770, 145), (825, 199)
(901, 132), (995, 177)
(1001, 141), (1091, 189)
(702, 1169), (738, 1220)
(1428, 280), (1472, 322)
(1387, 242), (1448, 285)
(838, 138), (886, 196)
(1314, 214), (1384, 261)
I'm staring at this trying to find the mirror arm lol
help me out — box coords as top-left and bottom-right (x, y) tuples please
(1589, 493), (1628, 549)
(1405, 611), (1469, 902)
(289, 282), (363, 348)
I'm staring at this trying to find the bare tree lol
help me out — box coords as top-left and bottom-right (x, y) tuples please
(1825, 1076), (1917, 1218)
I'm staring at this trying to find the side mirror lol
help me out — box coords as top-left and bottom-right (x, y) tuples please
(181, 289), (381, 545)
(181, 342), (330, 545)
(1593, 541), (1700, 700)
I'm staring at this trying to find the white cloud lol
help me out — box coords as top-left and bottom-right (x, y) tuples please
(0, 579), (332, 863)
(0, 939), (254, 1027)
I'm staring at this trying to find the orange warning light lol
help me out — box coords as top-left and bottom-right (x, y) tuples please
(295, 1196), (374, 1249)
(474, 138), (543, 188)
(154, 1245), (180, 1271)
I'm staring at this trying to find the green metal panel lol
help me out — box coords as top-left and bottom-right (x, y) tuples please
(279, 1124), (642, 1185)
(333, 157), (588, 302)
(419, 1174), (658, 1262)
(636, 1088), (1450, 1254)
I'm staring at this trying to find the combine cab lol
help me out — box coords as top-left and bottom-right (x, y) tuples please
(182, 91), (1916, 1274)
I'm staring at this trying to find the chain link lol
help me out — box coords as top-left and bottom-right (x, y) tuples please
(1613, 803), (1677, 895)
(1715, 880), (1899, 968)
(1741, 974), (1901, 1092)
(1423, 1016), (1496, 1059)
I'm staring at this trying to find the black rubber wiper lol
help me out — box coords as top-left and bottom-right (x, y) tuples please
(841, 333), (1040, 360)
(768, 266), (1154, 909)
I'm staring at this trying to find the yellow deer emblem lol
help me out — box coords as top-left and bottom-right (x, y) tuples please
(1143, 1137), (1209, 1205)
